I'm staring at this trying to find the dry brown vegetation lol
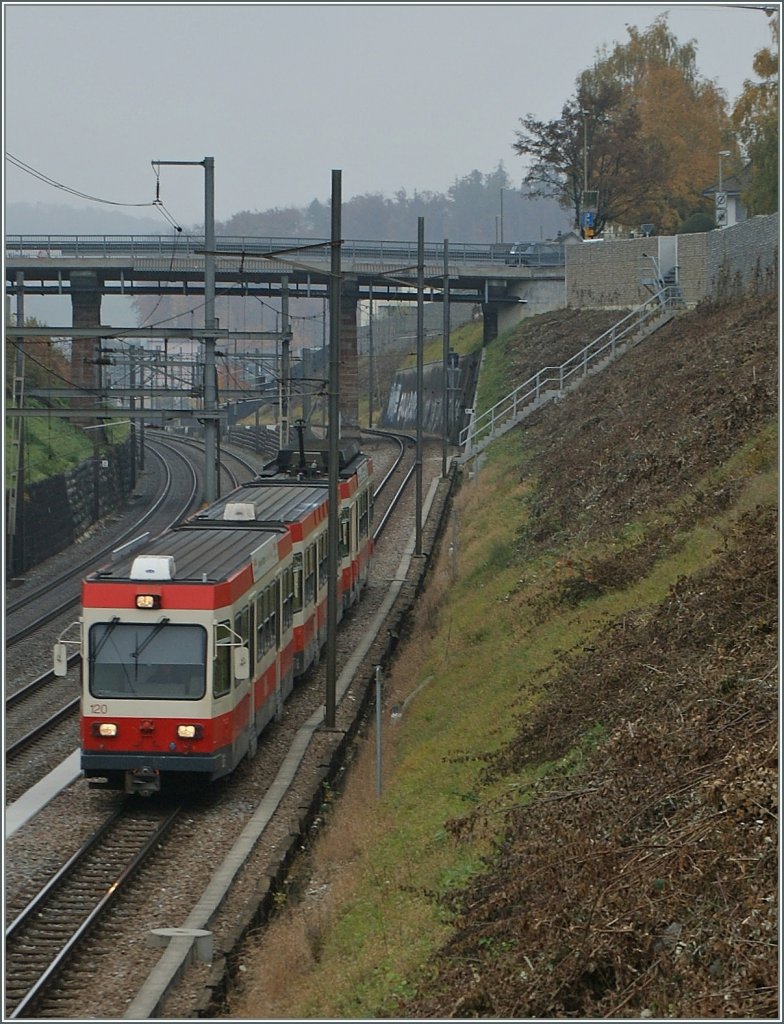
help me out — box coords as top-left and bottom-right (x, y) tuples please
(399, 293), (778, 1019)
(229, 293), (778, 1019)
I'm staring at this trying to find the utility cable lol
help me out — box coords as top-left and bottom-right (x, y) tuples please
(6, 153), (158, 208)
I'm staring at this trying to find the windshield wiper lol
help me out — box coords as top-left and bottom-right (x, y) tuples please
(90, 616), (120, 664)
(130, 617), (171, 662)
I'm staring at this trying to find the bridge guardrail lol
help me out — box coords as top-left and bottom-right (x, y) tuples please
(5, 234), (540, 265)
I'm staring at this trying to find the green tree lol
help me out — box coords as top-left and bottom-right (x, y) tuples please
(513, 88), (667, 234)
(732, 12), (779, 215)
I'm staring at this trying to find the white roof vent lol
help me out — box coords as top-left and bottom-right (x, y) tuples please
(130, 555), (176, 580)
(223, 502), (256, 521)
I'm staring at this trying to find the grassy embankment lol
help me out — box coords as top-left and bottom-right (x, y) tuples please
(4, 412), (131, 488)
(228, 300), (777, 1018)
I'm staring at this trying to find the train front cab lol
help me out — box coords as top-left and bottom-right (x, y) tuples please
(64, 535), (294, 796)
(76, 604), (249, 795)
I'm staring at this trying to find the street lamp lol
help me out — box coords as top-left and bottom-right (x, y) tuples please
(579, 110), (589, 195)
(718, 150), (731, 192)
(716, 150), (731, 229)
(500, 187), (505, 244)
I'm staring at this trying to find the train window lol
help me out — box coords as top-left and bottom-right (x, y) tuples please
(247, 603), (255, 667)
(260, 593), (270, 663)
(234, 606), (251, 686)
(292, 553), (303, 613)
(282, 566), (294, 630)
(318, 532), (328, 587)
(214, 648), (231, 697)
(273, 578), (281, 646)
(88, 621), (207, 700)
(213, 620), (232, 698)
(339, 510), (350, 558)
(255, 583), (279, 656)
(358, 489), (369, 538)
(304, 543), (316, 604)
(352, 504), (358, 551)
(266, 584), (277, 651)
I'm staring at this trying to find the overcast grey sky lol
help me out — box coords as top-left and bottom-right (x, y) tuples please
(3, 2), (776, 228)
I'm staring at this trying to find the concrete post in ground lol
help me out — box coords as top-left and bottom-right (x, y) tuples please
(482, 304), (499, 346)
(70, 270), (103, 429)
(301, 346), (313, 427)
(339, 275), (360, 438)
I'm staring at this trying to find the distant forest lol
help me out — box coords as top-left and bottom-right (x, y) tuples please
(8, 163), (570, 348)
(218, 164), (569, 244)
(7, 163), (569, 245)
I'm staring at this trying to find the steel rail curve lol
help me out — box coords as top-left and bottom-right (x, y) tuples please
(6, 438), (199, 647)
(5, 802), (182, 1019)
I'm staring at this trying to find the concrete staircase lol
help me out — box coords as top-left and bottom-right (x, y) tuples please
(459, 287), (682, 463)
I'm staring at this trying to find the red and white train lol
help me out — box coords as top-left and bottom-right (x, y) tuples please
(54, 438), (374, 795)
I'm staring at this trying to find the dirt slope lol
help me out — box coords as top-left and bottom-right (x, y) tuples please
(401, 293), (778, 1018)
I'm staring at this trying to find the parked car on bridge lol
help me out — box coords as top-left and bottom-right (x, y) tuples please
(505, 241), (564, 267)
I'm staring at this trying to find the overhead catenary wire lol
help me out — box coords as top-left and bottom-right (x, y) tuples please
(6, 153), (159, 208)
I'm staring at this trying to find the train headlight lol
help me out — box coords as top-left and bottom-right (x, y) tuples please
(177, 724), (204, 739)
(136, 594), (162, 609)
(91, 722), (118, 737)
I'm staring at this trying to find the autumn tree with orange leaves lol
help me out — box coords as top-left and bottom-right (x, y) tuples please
(514, 15), (732, 234)
(732, 11), (779, 215)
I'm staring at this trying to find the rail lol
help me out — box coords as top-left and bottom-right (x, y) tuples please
(460, 287), (679, 457)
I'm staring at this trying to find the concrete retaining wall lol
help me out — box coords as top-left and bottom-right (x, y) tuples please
(11, 438), (135, 573)
(677, 215), (779, 306)
(566, 215), (778, 309)
(379, 352), (480, 442)
(498, 278), (567, 333)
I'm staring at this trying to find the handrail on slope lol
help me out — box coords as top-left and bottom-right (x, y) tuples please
(459, 287), (679, 457)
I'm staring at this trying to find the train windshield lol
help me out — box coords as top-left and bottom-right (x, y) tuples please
(88, 621), (207, 700)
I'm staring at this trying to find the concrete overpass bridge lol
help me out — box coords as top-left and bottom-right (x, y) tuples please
(5, 232), (562, 310)
(5, 233), (565, 463)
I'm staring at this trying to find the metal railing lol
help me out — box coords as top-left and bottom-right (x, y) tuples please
(460, 287), (678, 457)
(5, 234), (551, 266)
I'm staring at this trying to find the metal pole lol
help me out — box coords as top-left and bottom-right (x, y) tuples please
(129, 347), (137, 489)
(500, 188), (504, 244)
(368, 284), (374, 428)
(322, 296), (328, 431)
(203, 156), (218, 502)
(154, 159), (220, 501)
(415, 216), (424, 557)
(583, 113), (588, 194)
(325, 169), (342, 730)
(9, 274), (26, 574)
(375, 666), (383, 797)
(442, 239), (450, 478)
(281, 276), (290, 448)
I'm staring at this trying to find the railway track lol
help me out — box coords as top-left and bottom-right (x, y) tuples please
(5, 802), (182, 1019)
(5, 432), (404, 800)
(6, 440), (199, 646)
(4, 429), (433, 1019)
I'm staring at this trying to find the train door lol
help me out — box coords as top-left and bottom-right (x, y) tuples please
(234, 603), (255, 761)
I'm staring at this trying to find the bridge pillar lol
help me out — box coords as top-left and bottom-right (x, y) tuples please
(70, 272), (103, 423)
(339, 276), (360, 438)
(482, 304), (499, 346)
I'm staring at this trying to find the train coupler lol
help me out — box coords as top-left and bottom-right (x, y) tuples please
(125, 766), (161, 796)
